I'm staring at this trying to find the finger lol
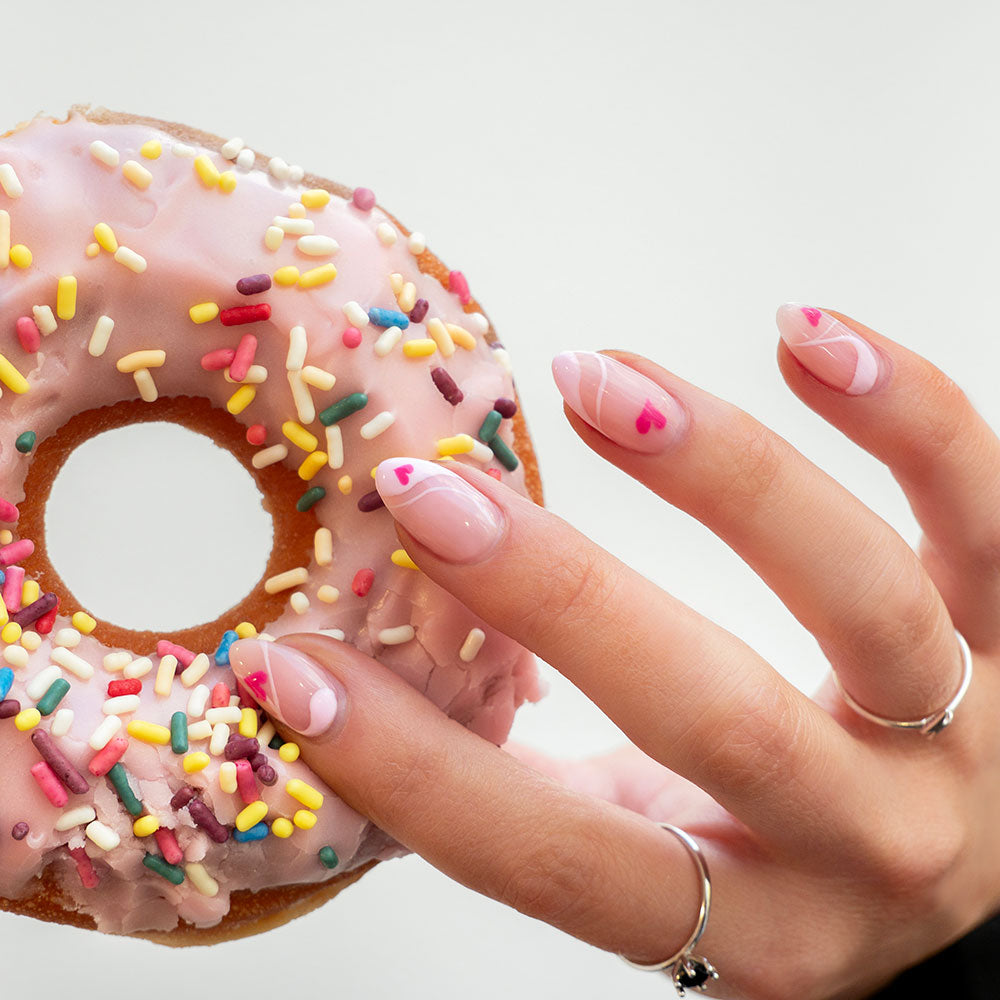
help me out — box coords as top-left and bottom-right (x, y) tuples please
(776, 303), (1000, 649)
(373, 457), (853, 840)
(229, 633), (703, 962)
(550, 349), (959, 729)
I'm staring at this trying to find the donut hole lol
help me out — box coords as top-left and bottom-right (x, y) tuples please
(45, 423), (273, 632)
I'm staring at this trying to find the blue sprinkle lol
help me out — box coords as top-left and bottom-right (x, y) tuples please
(0, 667), (12, 701)
(367, 307), (409, 330)
(214, 630), (239, 666)
(0, 570), (6, 586)
(233, 821), (269, 843)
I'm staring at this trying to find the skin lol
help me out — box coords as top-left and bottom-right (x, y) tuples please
(247, 311), (1000, 999)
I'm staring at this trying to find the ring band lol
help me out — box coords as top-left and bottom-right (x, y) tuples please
(834, 628), (973, 736)
(619, 823), (719, 995)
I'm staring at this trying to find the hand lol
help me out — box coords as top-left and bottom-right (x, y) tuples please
(230, 305), (1000, 1000)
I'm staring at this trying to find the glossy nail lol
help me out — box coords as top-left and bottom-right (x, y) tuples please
(551, 351), (685, 454)
(229, 639), (343, 738)
(374, 458), (504, 564)
(776, 304), (882, 395)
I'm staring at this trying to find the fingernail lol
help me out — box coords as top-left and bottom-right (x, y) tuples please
(551, 351), (686, 454)
(229, 639), (343, 738)
(374, 458), (504, 564)
(775, 304), (882, 395)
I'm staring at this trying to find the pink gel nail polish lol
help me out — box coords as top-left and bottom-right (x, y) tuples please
(775, 304), (882, 395)
(550, 352), (685, 454)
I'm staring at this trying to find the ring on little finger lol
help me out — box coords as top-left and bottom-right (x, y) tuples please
(619, 823), (720, 996)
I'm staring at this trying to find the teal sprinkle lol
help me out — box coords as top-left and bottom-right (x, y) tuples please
(318, 845), (339, 869)
(488, 435), (519, 472)
(297, 486), (326, 512)
(107, 762), (144, 817)
(36, 678), (71, 716)
(143, 853), (185, 885)
(15, 431), (35, 454)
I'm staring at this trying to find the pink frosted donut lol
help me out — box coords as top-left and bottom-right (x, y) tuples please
(0, 108), (540, 941)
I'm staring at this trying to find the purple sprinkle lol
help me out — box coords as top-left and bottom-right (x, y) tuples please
(249, 752), (268, 771)
(256, 764), (277, 787)
(223, 735), (260, 761)
(0, 699), (20, 718)
(431, 367), (464, 406)
(493, 397), (517, 419)
(10, 592), (58, 628)
(236, 273), (272, 296)
(408, 298), (429, 324)
(11, 821), (28, 840)
(31, 730), (89, 794)
(357, 490), (385, 513)
(352, 187), (376, 211)
(188, 799), (230, 844)
(170, 786), (196, 811)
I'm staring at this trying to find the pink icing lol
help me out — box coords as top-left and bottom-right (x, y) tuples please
(0, 112), (540, 934)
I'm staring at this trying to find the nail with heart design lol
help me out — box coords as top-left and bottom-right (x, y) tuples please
(776, 303), (882, 395)
(229, 639), (346, 739)
(551, 351), (686, 454)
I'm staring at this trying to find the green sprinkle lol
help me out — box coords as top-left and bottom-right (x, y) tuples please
(170, 711), (188, 755)
(268, 732), (284, 750)
(318, 392), (368, 427)
(318, 845), (339, 869)
(107, 762), (144, 817)
(36, 678), (71, 716)
(488, 435), (519, 472)
(297, 486), (326, 512)
(477, 410), (502, 442)
(15, 431), (35, 454)
(142, 853), (185, 885)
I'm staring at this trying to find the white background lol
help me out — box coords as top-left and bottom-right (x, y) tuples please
(2, 1), (998, 996)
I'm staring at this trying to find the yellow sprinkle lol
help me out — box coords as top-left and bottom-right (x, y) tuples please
(0, 605), (9, 631)
(194, 154), (221, 188)
(278, 742), (300, 763)
(436, 433), (476, 457)
(227, 384), (257, 415)
(337, 475), (352, 495)
(86, 243), (100, 258)
(20, 630), (40, 651)
(185, 862), (219, 897)
(140, 139), (162, 160)
(133, 815), (160, 836)
(56, 275), (78, 320)
(189, 302), (219, 324)
(219, 761), (238, 794)
(402, 338), (437, 358)
(94, 222), (118, 253)
(286, 778), (323, 810)
(391, 549), (419, 570)
(239, 708), (258, 738)
(155, 654), (177, 698)
(72, 611), (97, 634)
(446, 323), (476, 350)
(282, 421), (318, 453)
(298, 263), (337, 289)
(0, 530), (10, 545)
(14, 708), (40, 731)
(317, 585), (339, 604)
(235, 621), (257, 639)
(9, 244), (31, 269)
(219, 170), (237, 194)
(21, 580), (39, 606)
(272, 817), (294, 838)
(426, 317), (455, 358)
(314, 527), (333, 566)
(134, 368), (158, 403)
(273, 265), (300, 286)
(301, 189), (331, 209)
(0, 353), (29, 394)
(298, 451), (327, 481)
(293, 809), (317, 830)
(1, 622), (22, 644)
(183, 751), (211, 773)
(122, 159), (153, 190)
(126, 720), (171, 745)
(264, 567), (309, 594)
(236, 800), (268, 832)
(116, 349), (166, 373)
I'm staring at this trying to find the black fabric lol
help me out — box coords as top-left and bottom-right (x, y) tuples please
(867, 912), (1000, 998)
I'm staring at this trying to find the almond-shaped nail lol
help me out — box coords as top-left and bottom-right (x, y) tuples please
(551, 351), (685, 454)
(229, 639), (343, 738)
(375, 458), (504, 564)
(775, 304), (882, 395)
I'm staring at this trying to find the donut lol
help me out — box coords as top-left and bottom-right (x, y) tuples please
(0, 108), (541, 942)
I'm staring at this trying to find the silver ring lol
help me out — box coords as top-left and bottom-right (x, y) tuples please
(834, 628), (973, 736)
(619, 823), (719, 995)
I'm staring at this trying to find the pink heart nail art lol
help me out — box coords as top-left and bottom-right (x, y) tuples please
(635, 398), (667, 435)
(801, 306), (822, 327)
(244, 670), (269, 701)
(394, 463), (415, 486)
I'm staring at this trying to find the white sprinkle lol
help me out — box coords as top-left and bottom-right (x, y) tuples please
(54, 628), (81, 649)
(342, 301), (369, 328)
(268, 157), (291, 181)
(398, 282), (417, 313)
(317, 585), (340, 604)
(460, 628), (487, 662)
(171, 142), (197, 158)
(88, 315), (115, 357)
(236, 148), (256, 171)
(187, 719), (213, 741)
(0, 210), (9, 268)
(301, 365), (336, 391)
(318, 628), (345, 640)
(288, 202), (306, 219)
(224, 363), (267, 385)
(209, 722), (230, 756)
(273, 216), (314, 236)
(206, 706), (242, 726)
(89, 715), (122, 750)
(287, 370), (316, 424)
(314, 527), (333, 566)
(360, 410), (395, 439)
(186, 862), (220, 897)
(50, 709), (74, 737)
(51, 647), (93, 680)
(114, 246), (147, 273)
(187, 684), (210, 718)
(155, 654), (177, 698)
(288, 164), (305, 183)
(27, 665), (61, 700)
(180, 653), (211, 689)
(493, 347), (512, 374)
(286, 325), (307, 371)
(122, 159), (153, 190)
(89, 141), (119, 168)
(376, 222), (397, 246)
(134, 367), (158, 402)
(32, 305), (57, 336)
(373, 326), (402, 357)
(86, 820), (120, 851)
(408, 231), (426, 255)
(257, 720), (277, 746)
(264, 225), (285, 251)
(3, 645), (28, 668)
(221, 136), (245, 160)
(103, 694), (140, 716)
(388, 273), (404, 295)
(325, 425), (344, 470)
(290, 591), (310, 615)
(296, 234), (339, 257)
(20, 631), (40, 652)
(467, 439), (496, 464)
(55, 806), (96, 831)
(467, 312), (490, 336)
(103, 651), (132, 673)
(252, 444), (288, 469)
(265, 567), (310, 594)
(378, 625), (415, 645)
(124, 656), (153, 679)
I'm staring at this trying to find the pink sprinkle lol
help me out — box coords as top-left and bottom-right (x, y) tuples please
(352, 187), (376, 211)
(15, 317), (40, 354)
(342, 326), (362, 349)
(201, 348), (237, 371)
(235, 758), (258, 804)
(154, 827), (183, 865)
(235, 678), (255, 708)
(229, 333), (258, 382)
(69, 846), (100, 889)
(30, 760), (68, 807)
(220, 303), (271, 327)
(88, 736), (128, 776)
(2, 566), (24, 612)
(448, 270), (471, 305)
(0, 539), (33, 567)
(156, 639), (195, 668)
(35, 601), (58, 635)
(0, 498), (18, 523)
(246, 424), (267, 446)
(352, 568), (375, 598)
(486, 468), (502, 481)
(210, 683), (230, 709)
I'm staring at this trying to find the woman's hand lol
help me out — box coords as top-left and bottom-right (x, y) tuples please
(230, 305), (1000, 999)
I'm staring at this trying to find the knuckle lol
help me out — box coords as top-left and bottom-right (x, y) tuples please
(363, 743), (442, 827)
(904, 365), (970, 466)
(705, 416), (786, 519)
